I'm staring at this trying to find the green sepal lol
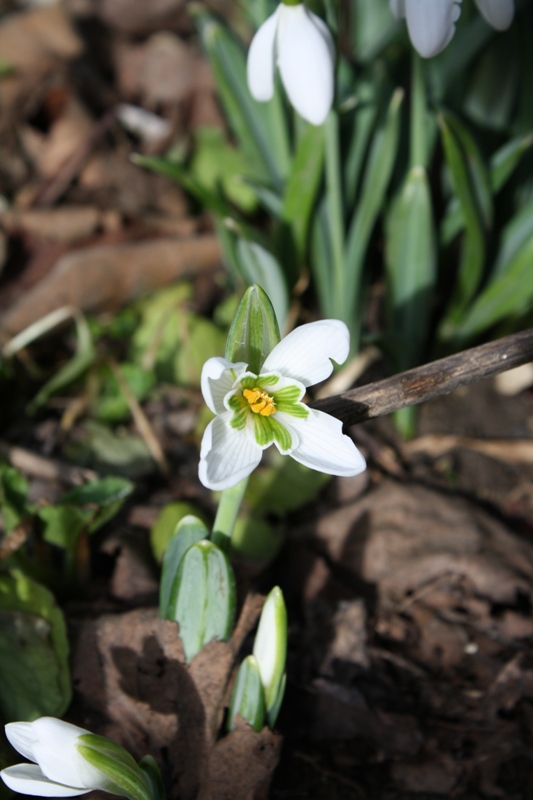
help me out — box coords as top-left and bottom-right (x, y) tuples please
(139, 756), (166, 800)
(168, 540), (237, 663)
(76, 734), (151, 800)
(159, 515), (210, 619)
(227, 654), (266, 733)
(225, 285), (280, 375)
(253, 586), (287, 717)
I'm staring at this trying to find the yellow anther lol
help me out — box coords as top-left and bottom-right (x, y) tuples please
(243, 387), (276, 416)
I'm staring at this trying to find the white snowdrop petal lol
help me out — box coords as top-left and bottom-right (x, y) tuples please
(282, 409), (366, 476)
(277, 5), (334, 125)
(5, 722), (38, 763)
(31, 719), (91, 789)
(247, 6), (280, 102)
(201, 357), (247, 415)
(1, 765), (91, 798)
(405, 0), (462, 58)
(199, 416), (262, 490)
(474, 0), (514, 30)
(263, 320), (350, 388)
(390, 0), (406, 20)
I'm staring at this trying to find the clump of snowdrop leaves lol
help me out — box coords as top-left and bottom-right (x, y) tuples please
(1, 717), (162, 800)
(199, 286), (366, 491)
(390, 0), (515, 58)
(247, 0), (335, 126)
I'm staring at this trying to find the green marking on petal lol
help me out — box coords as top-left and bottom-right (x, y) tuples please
(253, 413), (274, 447)
(272, 385), (303, 404)
(228, 393), (249, 430)
(276, 402), (309, 419)
(241, 375), (258, 391)
(270, 417), (293, 452)
(252, 414), (293, 451)
(257, 374), (280, 387)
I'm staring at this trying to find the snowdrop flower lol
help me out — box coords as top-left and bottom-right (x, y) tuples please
(247, 1), (335, 126)
(473, 0), (514, 30)
(390, 0), (514, 58)
(1, 718), (149, 799)
(199, 319), (366, 490)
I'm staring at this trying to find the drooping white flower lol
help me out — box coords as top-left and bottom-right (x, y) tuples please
(1, 718), (149, 800)
(390, 0), (514, 58)
(199, 319), (366, 490)
(2, 719), (103, 797)
(390, 0), (463, 58)
(247, 2), (335, 126)
(473, 0), (514, 30)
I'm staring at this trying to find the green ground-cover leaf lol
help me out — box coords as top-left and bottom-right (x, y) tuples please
(0, 465), (28, 532)
(0, 570), (71, 721)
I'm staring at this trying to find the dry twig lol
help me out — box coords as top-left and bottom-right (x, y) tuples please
(314, 329), (533, 425)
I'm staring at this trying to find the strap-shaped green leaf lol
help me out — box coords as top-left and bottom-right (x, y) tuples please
(168, 541), (236, 663)
(227, 655), (266, 733)
(159, 515), (210, 619)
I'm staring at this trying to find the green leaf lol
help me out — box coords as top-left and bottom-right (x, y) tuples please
(345, 88), (404, 322)
(235, 240), (289, 329)
(385, 166), (436, 371)
(132, 154), (231, 217)
(225, 285), (281, 375)
(227, 655), (266, 733)
(159, 515), (210, 618)
(138, 756), (166, 800)
(438, 112), (486, 326)
(63, 421), (154, 479)
(454, 233), (533, 342)
(282, 123), (325, 258)
(490, 132), (533, 193)
(168, 540), (236, 663)
(0, 570), (71, 721)
(492, 196), (533, 278)
(38, 505), (87, 557)
(150, 502), (208, 563)
(0, 465), (28, 532)
(230, 514), (283, 567)
(95, 363), (156, 423)
(190, 126), (259, 213)
(191, 7), (289, 190)
(28, 313), (95, 413)
(60, 476), (134, 534)
(245, 450), (330, 515)
(463, 33), (520, 133)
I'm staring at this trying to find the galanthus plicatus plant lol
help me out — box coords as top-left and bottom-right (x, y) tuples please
(1, 718), (165, 800)
(247, 0), (335, 125)
(159, 285), (365, 671)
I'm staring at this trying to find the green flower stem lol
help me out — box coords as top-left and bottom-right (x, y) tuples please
(325, 112), (346, 323)
(410, 52), (427, 169)
(212, 477), (249, 551)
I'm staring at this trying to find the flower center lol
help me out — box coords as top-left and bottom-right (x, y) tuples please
(243, 387), (276, 416)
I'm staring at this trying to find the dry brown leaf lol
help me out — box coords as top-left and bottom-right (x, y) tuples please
(198, 720), (281, 800)
(302, 481), (533, 606)
(0, 5), (83, 75)
(403, 434), (533, 465)
(2, 206), (101, 244)
(96, 0), (188, 35)
(0, 235), (221, 335)
(71, 595), (267, 799)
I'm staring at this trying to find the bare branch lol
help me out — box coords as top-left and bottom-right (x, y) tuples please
(312, 329), (533, 425)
